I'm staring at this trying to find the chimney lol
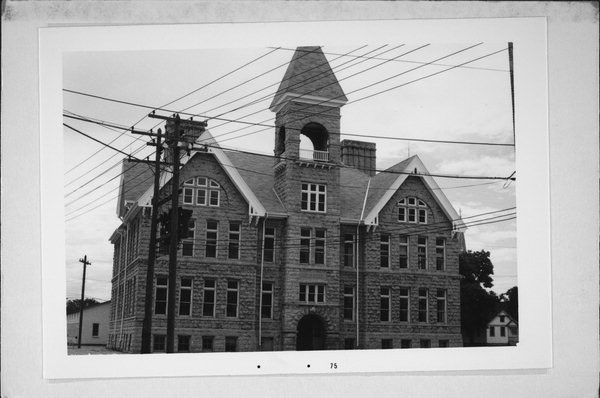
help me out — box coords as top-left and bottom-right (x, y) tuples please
(341, 139), (376, 177)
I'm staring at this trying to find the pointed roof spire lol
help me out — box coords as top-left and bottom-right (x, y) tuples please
(269, 46), (348, 112)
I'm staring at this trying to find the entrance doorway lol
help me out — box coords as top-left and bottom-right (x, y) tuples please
(296, 314), (325, 351)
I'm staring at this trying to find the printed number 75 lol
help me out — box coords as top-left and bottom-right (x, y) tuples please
(330, 363), (338, 369)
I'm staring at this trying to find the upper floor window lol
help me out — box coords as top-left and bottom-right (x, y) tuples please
(380, 234), (390, 268)
(263, 227), (275, 263)
(398, 197), (428, 224)
(435, 237), (446, 270)
(301, 183), (326, 212)
(182, 177), (221, 207)
(299, 284), (325, 304)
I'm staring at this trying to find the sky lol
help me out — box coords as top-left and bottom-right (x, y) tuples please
(63, 44), (516, 302)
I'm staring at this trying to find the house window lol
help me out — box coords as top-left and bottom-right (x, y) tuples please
(225, 336), (238, 352)
(499, 315), (505, 322)
(181, 177), (220, 207)
(315, 228), (326, 265)
(92, 323), (99, 337)
(344, 338), (355, 350)
(177, 335), (191, 352)
(417, 236), (427, 269)
(301, 183), (326, 212)
(380, 287), (391, 322)
(381, 339), (393, 349)
(228, 222), (240, 259)
(226, 280), (239, 317)
(343, 286), (355, 321)
(202, 336), (214, 352)
(490, 326), (495, 337)
(399, 288), (410, 322)
(205, 220), (218, 258)
(343, 234), (355, 267)
(299, 284), (325, 304)
(261, 282), (273, 319)
(380, 234), (390, 268)
(400, 339), (411, 349)
(439, 340), (449, 348)
(153, 334), (165, 352)
(300, 228), (311, 264)
(182, 219), (195, 256)
(435, 237), (446, 270)
(178, 277), (193, 316)
(202, 279), (215, 317)
(398, 197), (428, 223)
(261, 337), (274, 351)
(420, 339), (431, 348)
(418, 288), (428, 323)
(436, 289), (447, 323)
(500, 326), (506, 337)
(399, 235), (409, 268)
(154, 275), (168, 315)
(263, 227), (275, 262)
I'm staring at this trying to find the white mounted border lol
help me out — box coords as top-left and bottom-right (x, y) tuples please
(40, 18), (550, 379)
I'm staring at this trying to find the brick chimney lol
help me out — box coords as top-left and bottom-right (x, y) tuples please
(341, 139), (376, 177)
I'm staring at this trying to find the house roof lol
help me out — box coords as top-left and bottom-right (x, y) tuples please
(269, 46), (348, 112)
(487, 310), (518, 326)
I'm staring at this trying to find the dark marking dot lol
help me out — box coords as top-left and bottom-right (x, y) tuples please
(307, 364), (310, 368)
(257, 365), (261, 369)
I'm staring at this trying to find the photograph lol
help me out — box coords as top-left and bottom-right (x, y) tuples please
(63, 43), (518, 355)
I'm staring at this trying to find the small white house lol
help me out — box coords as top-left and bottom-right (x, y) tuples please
(486, 310), (518, 346)
(67, 301), (111, 346)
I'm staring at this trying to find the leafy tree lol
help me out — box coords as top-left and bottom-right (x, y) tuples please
(459, 250), (500, 345)
(500, 286), (518, 321)
(66, 298), (99, 314)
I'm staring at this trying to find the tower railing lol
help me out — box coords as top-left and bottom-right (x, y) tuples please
(299, 149), (329, 162)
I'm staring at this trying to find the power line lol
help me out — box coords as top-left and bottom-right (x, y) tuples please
(64, 123), (140, 160)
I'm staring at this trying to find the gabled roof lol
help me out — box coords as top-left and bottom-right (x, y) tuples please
(487, 310), (518, 326)
(362, 155), (466, 230)
(269, 46), (348, 112)
(340, 167), (371, 221)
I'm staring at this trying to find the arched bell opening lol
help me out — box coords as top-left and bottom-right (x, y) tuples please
(299, 122), (329, 162)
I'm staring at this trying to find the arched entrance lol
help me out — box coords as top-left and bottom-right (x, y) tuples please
(296, 313), (326, 351)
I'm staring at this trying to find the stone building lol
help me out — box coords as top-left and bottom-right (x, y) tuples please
(108, 47), (466, 353)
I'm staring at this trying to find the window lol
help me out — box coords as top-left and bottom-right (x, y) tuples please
(202, 336), (214, 352)
(226, 280), (239, 317)
(153, 335), (166, 352)
(343, 286), (355, 321)
(202, 279), (216, 317)
(263, 227), (275, 262)
(182, 219), (195, 256)
(436, 289), (447, 323)
(499, 315), (505, 322)
(439, 340), (449, 348)
(435, 237), (446, 270)
(399, 235), (409, 268)
(225, 336), (238, 352)
(177, 335), (191, 352)
(299, 284), (325, 304)
(399, 288), (410, 322)
(181, 177), (220, 207)
(490, 326), (495, 337)
(418, 288), (428, 323)
(261, 337), (274, 351)
(261, 282), (273, 319)
(179, 277), (193, 316)
(300, 228), (311, 264)
(398, 197), (427, 224)
(420, 339), (431, 348)
(154, 275), (168, 315)
(500, 326), (506, 337)
(301, 183), (326, 212)
(92, 323), (99, 337)
(380, 287), (391, 322)
(228, 222), (240, 259)
(381, 339), (393, 349)
(417, 236), (427, 269)
(344, 338), (355, 350)
(400, 339), (411, 349)
(315, 228), (326, 265)
(380, 234), (390, 268)
(343, 234), (355, 267)
(205, 220), (218, 258)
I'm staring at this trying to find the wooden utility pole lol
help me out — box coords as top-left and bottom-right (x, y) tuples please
(77, 255), (91, 349)
(140, 128), (164, 353)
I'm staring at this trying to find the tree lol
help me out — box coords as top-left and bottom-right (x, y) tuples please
(459, 250), (500, 346)
(500, 286), (518, 321)
(66, 298), (99, 314)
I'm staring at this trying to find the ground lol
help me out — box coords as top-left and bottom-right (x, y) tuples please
(67, 345), (126, 355)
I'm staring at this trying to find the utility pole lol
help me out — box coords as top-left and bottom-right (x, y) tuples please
(77, 255), (91, 349)
(139, 128), (164, 353)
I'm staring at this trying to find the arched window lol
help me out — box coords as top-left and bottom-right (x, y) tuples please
(182, 177), (221, 207)
(397, 197), (428, 224)
(299, 122), (329, 161)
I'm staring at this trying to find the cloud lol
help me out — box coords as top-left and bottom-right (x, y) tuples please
(436, 155), (515, 177)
